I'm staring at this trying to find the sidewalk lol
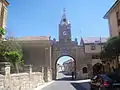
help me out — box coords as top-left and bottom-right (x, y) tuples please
(34, 81), (55, 90)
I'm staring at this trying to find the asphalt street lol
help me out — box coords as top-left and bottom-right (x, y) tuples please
(40, 72), (91, 90)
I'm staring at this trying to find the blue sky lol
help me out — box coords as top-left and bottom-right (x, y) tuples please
(7, 0), (115, 63)
(7, 0), (115, 40)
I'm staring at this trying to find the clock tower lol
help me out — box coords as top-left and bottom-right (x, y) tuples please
(59, 8), (71, 43)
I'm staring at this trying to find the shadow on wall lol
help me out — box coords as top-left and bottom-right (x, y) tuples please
(71, 82), (91, 90)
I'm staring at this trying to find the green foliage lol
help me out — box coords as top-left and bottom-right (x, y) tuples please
(0, 39), (24, 73)
(4, 51), (23, 73)
(0, 40), (23, 55)
(100, 36), (120, 61)
(0, 28), (6, 35)
(4, 52), (21, 63)
(100, 50), (115, 60)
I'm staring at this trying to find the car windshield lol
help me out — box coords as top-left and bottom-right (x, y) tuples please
(100, 75), (112, 81)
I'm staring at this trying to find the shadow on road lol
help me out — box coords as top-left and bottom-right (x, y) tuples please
(71, 82), (91, 90)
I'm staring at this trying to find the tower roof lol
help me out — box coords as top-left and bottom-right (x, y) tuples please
(60, 8), (70, 25)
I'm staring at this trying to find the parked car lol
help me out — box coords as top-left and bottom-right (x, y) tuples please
(107, 71), (120, 89)
(91, 74), (113, 90)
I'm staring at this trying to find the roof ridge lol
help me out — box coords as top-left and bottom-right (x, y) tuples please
(104, 0), (120, 18)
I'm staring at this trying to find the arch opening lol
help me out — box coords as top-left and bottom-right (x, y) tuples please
(55, 55), (76, 80)
(93, 63), (104, 76)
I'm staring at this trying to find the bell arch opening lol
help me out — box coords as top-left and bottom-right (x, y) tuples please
(55, 55), (76, 80)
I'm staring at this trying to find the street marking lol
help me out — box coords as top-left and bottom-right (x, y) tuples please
(70, 79), (91, 83)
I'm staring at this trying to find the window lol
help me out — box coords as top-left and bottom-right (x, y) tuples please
(101, 45), (104, 50)
(83, 67), (87, 73)
(116, 11), (120, 27)
(92, 55), (100, 59)
(91, 45), (96, 50)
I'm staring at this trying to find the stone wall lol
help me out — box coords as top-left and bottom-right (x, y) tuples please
(0, 65), (52, 90)
(0, 75), (5, 89)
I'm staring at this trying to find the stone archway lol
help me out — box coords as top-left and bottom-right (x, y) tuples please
(55, 55), (76, 80)
(51, 45), (77, 80)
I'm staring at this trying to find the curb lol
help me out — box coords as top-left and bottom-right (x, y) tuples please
(34, 81), (55, 90)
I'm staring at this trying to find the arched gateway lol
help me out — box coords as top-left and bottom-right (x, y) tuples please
(51, 9), (79, 79)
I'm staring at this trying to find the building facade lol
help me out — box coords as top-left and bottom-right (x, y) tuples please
(103, 0), (120, 72)
(0, 0), (9, 39)
(104, 0), (120, 37)
(63, 59), (74, 74)
(80, 37), (108, 76)
(56, 63), (63, 72)
(81, 37), (108, 65)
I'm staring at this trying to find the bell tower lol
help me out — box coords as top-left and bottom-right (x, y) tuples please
(59, 8), (71, 43)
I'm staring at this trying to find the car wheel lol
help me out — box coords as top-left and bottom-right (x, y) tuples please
(91, 87), (94, 90)
(99, 87), (106, 90)
(91, 87), (97, 90)
(115, 88), (120, 90)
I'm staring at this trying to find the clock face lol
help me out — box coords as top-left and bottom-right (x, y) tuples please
(63, 31), (67, 35)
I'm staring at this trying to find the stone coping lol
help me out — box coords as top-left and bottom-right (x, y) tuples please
(11, 72), (43, 77)
(11, 73), (28, 76)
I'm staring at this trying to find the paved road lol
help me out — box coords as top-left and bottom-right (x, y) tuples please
(56, 71), (72, 79)
(41, 72), (91, 90)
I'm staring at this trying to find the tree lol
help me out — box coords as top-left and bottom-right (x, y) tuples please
(100, 36), (120, 67)
(4, 51), (23, 73)
(0, 40), (22, 55)
(0, 39), (24, 73)
(100, 50), (112, 61)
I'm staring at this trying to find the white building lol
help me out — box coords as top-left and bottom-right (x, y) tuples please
(57, 63), (64, 72)
(63, 59), (74, 74)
